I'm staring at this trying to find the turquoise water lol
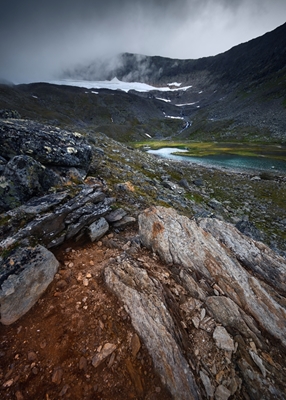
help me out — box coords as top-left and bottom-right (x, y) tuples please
(147, 148), (286, 173)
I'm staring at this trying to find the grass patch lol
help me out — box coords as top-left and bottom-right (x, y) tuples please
(133, 141), (286, 161)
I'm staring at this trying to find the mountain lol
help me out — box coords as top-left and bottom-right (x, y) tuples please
(0, 23), (286, 142)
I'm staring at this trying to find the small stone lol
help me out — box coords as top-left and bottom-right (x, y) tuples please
(79, 356), (88, 371)
(59, 384), (70, 396)
(86, 272), (92, 278)
(215, 384), (231, 400)
(83, 278), (89, 287)
(56, 279), (68, 289)
(249, 350), (266, 377)
(15, 391), (24, 400)
(249, 341), (257, 353)
(200, 308), (206, 321)
(92, 343), (117, 368)
(131, 333), (141, 358)
(200, 370), (215, 398)
(76, 272), (83, 282)
(3, 379), (13, 388)
(40, 340), (47, 349)
(28, 351), (37, 361)
(192, 316), (200, 329)
(108, 352), (116, 368)
(52, 367), (63, 384)
(213, 326), (234, 352)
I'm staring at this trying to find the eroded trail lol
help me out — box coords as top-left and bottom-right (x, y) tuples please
(0, 228), (172, 400)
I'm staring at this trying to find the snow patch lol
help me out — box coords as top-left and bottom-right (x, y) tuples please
(43, 78), (192, 93)
(168, 82), (182, 87)
(156, 97), (171, 102)
(176, 102), (198, 107)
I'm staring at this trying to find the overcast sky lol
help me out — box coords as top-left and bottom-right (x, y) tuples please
(0, 0), (285, 83)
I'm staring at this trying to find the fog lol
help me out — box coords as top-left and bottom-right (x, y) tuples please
(0, 0), (285, 83)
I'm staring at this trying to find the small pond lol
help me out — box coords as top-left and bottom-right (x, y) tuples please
(147, 148), (286, 173)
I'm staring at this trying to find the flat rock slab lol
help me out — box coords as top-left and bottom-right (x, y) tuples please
(0, 245), (59, 325)
(138, 206), (286, 347)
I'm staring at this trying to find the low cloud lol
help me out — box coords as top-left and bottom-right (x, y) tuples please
(0, 0), (285, 83)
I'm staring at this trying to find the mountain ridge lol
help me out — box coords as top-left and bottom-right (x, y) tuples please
(0, 22), (285, 142)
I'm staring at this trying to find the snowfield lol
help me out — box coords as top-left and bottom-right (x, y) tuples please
(45, 77), (192, 93)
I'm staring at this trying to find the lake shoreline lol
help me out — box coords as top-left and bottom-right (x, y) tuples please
(146, 147), (286, 176)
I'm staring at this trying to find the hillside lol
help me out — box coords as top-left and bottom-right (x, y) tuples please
(0, 23), (286, 143)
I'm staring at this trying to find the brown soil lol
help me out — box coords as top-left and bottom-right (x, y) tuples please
(0, 227), (172, 400)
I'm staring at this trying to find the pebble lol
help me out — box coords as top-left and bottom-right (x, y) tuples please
(92, 343), (117, 368)
(249, 350), (266, 377)
(213, 326), (235, 352)
(79, 356), (88, 371)
(192, 316), (200, 329)
(28, 351), (37, 361)
(15, 391), (24, 400)
(200, 370), (214, 398)
(3, 379), (13, 388)
(131, 333), (141, 358)
(215, 384), (231, 400)
(52, 367), (63, 385)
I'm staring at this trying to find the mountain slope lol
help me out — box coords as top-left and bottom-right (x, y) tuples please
(0, 23), (286, 142)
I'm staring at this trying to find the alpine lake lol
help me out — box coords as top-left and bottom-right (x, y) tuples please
(136, 142), (286, 174)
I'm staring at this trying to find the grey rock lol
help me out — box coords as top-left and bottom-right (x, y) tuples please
(208, 199), (223, 211)
(199, 371), (214, 398)
(88, 217), (109, 242)
(206, 296), (262, 346)
(139, 207), (286, 347)
(0, 245), (59, 325)
(112, 216), (136, 229)
(199, 217), (286, 297)
(235, 219), (263, 242)
(0, 119), (92, 170)
(193, 178), (204, 187)
(105, 259), (200, 400)
(213, 326), (235, 352)
(215, 385), (231, 400)
(0, 155), (61, 212)
(105, 208), (127, 223)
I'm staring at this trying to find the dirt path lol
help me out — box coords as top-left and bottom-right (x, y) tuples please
(0, 228), (172, 400)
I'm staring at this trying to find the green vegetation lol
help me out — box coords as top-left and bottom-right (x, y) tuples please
(133, 141), (286, 161)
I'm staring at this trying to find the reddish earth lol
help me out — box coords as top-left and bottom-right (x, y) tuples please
(0, 228), (172, 400)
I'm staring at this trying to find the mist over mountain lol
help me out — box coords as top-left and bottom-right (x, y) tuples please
(63, 22), (286, 88)
(0, 22), (286, 143)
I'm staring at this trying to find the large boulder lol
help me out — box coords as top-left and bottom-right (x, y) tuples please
(0, 245), (59, 325)
(0, 155), (61, 211)
(0, 119), (92, 170)
(105, 258), (200, 400)
(138, 206), (286, 347)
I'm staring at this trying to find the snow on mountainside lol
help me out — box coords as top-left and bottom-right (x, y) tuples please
(44, 77), (192, 93)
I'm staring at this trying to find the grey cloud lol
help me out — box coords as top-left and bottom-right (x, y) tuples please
(0, 0), (285, 83)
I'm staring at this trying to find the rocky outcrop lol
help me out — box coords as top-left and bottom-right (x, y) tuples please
(0, 245), (59, 325)
(105, 257), (201, 400)
(105, 206), (286, 399)
(0, 118), (135, 325)
(0, 119), (91, 169)
(0, 119), (92, 212)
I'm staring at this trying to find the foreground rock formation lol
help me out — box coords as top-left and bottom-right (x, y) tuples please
(1, 116), (286, 399)
(105, 206), (286, 399)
